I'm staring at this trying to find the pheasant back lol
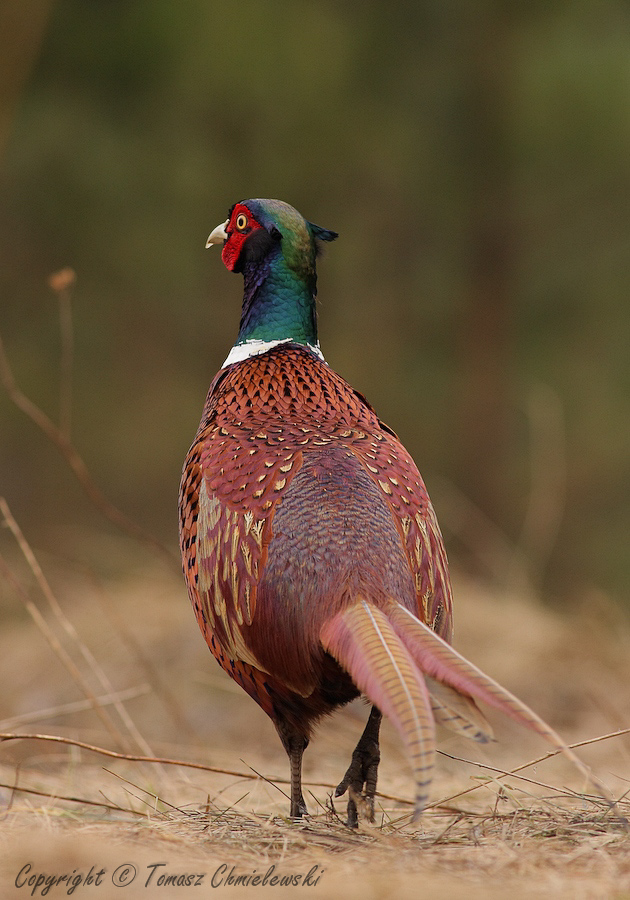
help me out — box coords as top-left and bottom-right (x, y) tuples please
(180, 344), (452, 714)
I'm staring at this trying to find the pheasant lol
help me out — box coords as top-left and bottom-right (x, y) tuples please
(179, 198), (602, 825)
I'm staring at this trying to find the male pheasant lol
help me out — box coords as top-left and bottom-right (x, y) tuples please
(179, 198), (601, 825)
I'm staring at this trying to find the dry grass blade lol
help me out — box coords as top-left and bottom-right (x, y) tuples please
(48, 268), (75, 440)
(0, 780), (140, 816)
(0, 498), (155, 759)
(0, 554), (127, 748)
(437, 750), (590, 801)
(102, 768), (184, 815)
(89, 572), (199, 741)
(434, 728), (630, 812)
(0, 684), (150, 730)
(240, 760), (291, 805)
(0, 328), (174, 563)
(0, 763), (21, 821)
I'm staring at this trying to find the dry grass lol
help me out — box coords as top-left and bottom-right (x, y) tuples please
(0, 552), (630, 899)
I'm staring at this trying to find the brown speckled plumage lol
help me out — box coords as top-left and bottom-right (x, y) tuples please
(180, 343), (451, 725)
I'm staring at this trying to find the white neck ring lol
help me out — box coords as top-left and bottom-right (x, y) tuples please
(222, 338), (325, 368)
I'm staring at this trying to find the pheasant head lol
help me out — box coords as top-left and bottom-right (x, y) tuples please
(206, 199), (337, 366)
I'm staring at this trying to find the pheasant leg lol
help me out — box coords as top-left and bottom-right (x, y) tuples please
(276, 721), (309, 818)
(336, 705), (382, 827)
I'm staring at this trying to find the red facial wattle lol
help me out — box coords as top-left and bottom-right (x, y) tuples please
(221, 203), (264, 272)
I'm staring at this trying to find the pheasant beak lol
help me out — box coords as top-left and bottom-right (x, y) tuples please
(206, 220), (229, 248)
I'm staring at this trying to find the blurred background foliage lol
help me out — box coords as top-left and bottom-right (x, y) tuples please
(1, 0), (629, 604)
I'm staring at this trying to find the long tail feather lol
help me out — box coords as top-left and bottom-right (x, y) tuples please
(320, 599), (435, 818)
(426, 676), (494, 743)
(388, 602), (613, 800)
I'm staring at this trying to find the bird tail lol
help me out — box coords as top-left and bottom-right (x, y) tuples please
(320, 597), (611, 819)
(320, 599), (437, 817)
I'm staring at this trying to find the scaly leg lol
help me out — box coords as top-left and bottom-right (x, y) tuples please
(275, 720), (309, 818)
(336, 705), (382, 827)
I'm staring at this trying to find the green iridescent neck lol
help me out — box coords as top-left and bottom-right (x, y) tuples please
(236, 261), (317, 348)
(235, 208), (319, 348)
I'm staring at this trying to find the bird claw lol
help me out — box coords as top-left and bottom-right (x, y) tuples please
(290, 796), (308, 819)
(335, 738), (380, 827)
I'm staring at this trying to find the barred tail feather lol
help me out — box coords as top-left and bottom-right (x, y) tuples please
(388, 602), (613, 801)
(320, 599), (436, 818)
(426, 676), (494, 743)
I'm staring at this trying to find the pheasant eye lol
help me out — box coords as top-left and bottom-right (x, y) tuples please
(235, 213), (248, 231)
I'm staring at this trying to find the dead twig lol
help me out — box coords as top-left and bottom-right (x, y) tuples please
(48, 267), (75, 440)
(0, 731), (294, 784)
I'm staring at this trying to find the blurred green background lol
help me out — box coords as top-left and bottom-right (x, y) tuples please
(1, 0), (629, 604)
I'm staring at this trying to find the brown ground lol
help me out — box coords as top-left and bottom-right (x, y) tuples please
(0, 548), (629, 899)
